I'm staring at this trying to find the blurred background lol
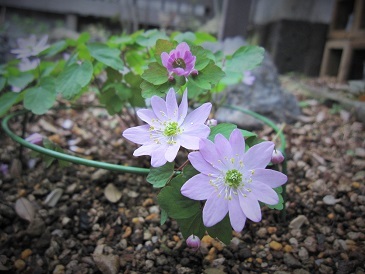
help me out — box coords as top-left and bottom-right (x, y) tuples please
(0, 0), (364, 82)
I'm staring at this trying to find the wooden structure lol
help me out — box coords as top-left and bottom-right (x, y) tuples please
(0, 0), (214, 32)
(320, 0), (365, 81)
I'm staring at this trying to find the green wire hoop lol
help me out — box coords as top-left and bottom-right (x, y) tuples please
(1, 106), (287, 175)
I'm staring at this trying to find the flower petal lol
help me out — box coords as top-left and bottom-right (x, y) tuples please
(239, 194), (262, 222)
(252, 169), (288, 188)
(242, 141), (274, 169)
(151, 146), (168, 167)
(183, 102), (212, 126)
(133, 143), (158, 157)
(181, 174), (214, 200)
(151, 95), (168, 122)
(179, 134), (200, 150)
(199, 138), (226, 171)
(214, 134), (233, 166)
(228, 197), (247, 232)
(122, 125), (150, 144)
(166, 88), (178, 121)
(177, 89), (188, 124)
(161, 52), (170, 68)
(176, 42), (190, 55)
(137, 109), (158, 125)
(165, 141), (180, 162)
(203, 193), (228, 227)
(251, 182), (279, 205)
(188, 152), (219, 176)
(229, 129), (245, 159)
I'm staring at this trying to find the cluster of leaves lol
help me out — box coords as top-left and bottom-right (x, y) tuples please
(0, 29), (264, 117)
(147, 123), (285, 244)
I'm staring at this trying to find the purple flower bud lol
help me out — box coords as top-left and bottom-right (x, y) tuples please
(186, 234), (201, 251)
(0, 163), (9, 176)
(190, 69), (198, 77)
(168, 75), (175, 82)
(25, 133), (43, 146)
(271, 149), (285, 164)
(205, 119), (217, 127)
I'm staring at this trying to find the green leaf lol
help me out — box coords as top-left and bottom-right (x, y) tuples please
(157, 175), (201, 219)
(136, 29), (168, 48)
(176, 211), (206, 239)
(140, 75), (186, 99)
(226, 46), (265, 72)
(0, 77), (6, 91)
(23, 77), (57, 115)
(77, 32), (90, 44)
(190, 45), (214, 71)
(44, 40), (68, 57)
(87, 43), (124, 70)
(182, 164), (199, 180)
(8, 72), (34, 89)
(141, 62), (168, 85)
(124, 72), (145, 107)
(160, 208), (168, 225)
(188, 62), (225, 90)
(57, 60), (93, 98)
(99, 83), (132, 115)
(206, 214), (232, 245)
(208, 123), (237, 141)
(240, 129), (257, 139)
(147, 162), (175, 188)
(125, 50), (146, 74)
(154, 39), (176, 64)
(194, 32), (217, 44)
(0, 92), (23, 117)
(267, 187), (284, 210)
(173, 32), (196, 43)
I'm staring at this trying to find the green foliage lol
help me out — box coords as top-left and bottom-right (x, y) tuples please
(87, 43), (124, 70)
(147, 162), (175, 188)
(266, 186), (284, 210)
(24, 77), (56, 114)
(206, 215), (232, 245)
(225, 46), (265, 72)
(57, 60), (93, 98)
(0, 92), (23, 117)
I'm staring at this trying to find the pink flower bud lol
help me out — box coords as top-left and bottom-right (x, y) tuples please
(25, 133), (43, 146)
(186, 234), (201, 251)
(190, 69), (198, 77)
(271, 149), (284, 164)
(168, 75), (175, 82)
(206, 119), (217, 127)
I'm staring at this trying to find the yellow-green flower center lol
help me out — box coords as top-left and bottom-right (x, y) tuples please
(164, 121), (180, 137)
(224, 169), (242, 189)
(172, 58), (186, 69)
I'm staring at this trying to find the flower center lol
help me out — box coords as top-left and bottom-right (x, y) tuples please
(224, 169), (242, 189)
(172, 58), (186, 69)
(164, 121), (180, 137)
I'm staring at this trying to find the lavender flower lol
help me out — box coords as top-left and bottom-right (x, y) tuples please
(0, 163), (9, 176)
(186, 234), (201, 251)
(25, 133), (43, 146)
(18, 58), (39, 72)
(271, 149), (285, 164)
(161, 42), (197, 78)
(242, 71), (255, 86)
(11, 35), (49, 59)
(123, 88), (211, 167)
(181, 129), (287, 232)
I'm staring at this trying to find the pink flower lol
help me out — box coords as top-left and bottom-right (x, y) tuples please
(161, 42), (197, 78)
(186, 234), (201, 251)
(271, 149), (285, 164)
(242, 71), (255, 86)
(123, 88), (211, 167)
(11, 35), (49, 59)
(25, 133), (43, 146)
(181, 129), (287, 232)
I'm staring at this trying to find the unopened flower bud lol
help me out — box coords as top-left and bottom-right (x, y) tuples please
(271, 149), (284, 164)
(25, 133), (43, 146)
(168, 75), (175, 82)
(206, 119), (217, 127)
(186, 234), (201, 251)
(190, 69), (198, 77)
